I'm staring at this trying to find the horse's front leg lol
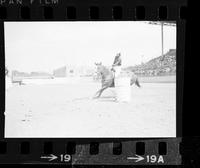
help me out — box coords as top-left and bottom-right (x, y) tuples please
(93, 89), (101, 99)
(98, 86), (108, 98)
(93, 86), (108, 99)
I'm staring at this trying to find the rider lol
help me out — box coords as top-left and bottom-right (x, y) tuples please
(111, 52), (122, 78)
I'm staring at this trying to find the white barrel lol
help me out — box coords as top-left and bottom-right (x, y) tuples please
(6, 76), (12, 90)
(115, 76), (131, 102)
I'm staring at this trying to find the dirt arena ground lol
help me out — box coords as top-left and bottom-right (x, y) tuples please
(5, 76), (176, 138)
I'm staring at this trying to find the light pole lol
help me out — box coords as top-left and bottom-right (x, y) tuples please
(160, 21), (164, 67)
(147, 21), (176, 67)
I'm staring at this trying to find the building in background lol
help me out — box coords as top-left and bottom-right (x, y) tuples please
(67, 66), (95, 77)
(53, 66), (67, 77)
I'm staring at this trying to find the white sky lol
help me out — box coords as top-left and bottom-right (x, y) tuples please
(5, 21), (176, 73)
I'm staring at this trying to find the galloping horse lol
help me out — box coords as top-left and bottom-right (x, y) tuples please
(93, 62), (141, 98)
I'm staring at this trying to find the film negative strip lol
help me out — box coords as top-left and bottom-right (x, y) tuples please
(0, 0), (188, 166)
(0, 138), (181, 165)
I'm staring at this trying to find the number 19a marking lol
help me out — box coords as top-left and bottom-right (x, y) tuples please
(146, 155), (164, 163)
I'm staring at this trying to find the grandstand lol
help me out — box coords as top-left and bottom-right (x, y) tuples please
(124, 49), (176, 76)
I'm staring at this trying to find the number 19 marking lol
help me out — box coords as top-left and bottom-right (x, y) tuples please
(60, 154), (71, 162)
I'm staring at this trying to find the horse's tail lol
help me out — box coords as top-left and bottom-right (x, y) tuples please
(135, 77), (141, 88)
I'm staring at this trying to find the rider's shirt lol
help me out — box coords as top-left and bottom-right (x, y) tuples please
(112, 55), (122, 77)
(112, 56), (122, 66)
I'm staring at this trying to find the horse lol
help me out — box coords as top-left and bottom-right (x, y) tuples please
(93, 62), (141, 98)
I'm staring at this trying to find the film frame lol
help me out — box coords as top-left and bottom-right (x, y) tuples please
(0, 0), (188, 166)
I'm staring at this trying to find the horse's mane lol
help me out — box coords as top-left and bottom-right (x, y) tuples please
(101, 65), (111, 73)
(98, 65), (113, 80)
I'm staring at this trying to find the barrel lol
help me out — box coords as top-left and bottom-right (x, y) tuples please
(6, 76), (12, 90)
(115, 76), (131, 102)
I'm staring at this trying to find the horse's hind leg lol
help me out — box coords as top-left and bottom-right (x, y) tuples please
(130, 75), (141, 87)
(135, 78), (141, 87)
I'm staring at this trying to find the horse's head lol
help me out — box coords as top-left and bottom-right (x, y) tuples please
(95, 62), (104, 74)
(95, 62), (112, 80)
